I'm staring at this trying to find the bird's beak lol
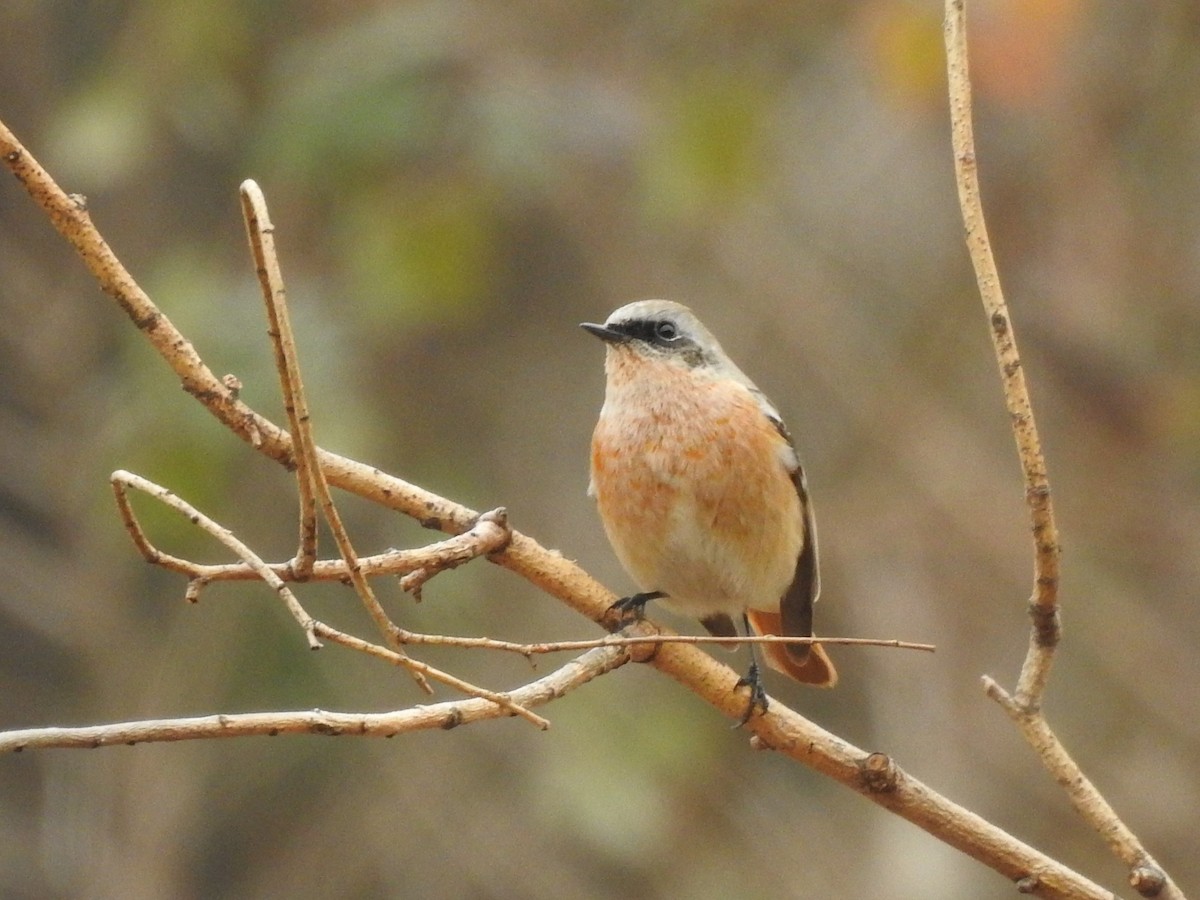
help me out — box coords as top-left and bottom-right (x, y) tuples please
(580, 322), (627, 344)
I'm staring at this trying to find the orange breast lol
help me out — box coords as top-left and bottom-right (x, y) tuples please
(590, 348), (803, 619)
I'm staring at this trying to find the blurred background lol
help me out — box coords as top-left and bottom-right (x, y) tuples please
(1, 1), (1197, 897)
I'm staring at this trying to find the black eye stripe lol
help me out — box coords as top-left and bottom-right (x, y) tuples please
(610, 318), (682, 345)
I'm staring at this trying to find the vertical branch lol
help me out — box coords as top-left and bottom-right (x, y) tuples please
(944, 4), (1184, 898)
(240, 180), (319, 577)
(238, 181), (429, 693)
(944, 0), (1060, 706)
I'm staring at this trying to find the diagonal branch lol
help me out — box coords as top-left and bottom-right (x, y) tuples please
(0, 113), (1166, 898)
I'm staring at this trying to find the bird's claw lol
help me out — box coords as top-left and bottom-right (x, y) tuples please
(607, 590), (664, 627)
(733, 662), (769, 727)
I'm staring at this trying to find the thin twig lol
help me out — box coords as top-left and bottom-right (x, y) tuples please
(432, 632), (936, 657)
(114, 500), (510, 591)
(239, 180), (319, 577)
(945, 4), (1184, 899)
(944, 0), (1061, 708)
(311, 624), (549, 729)
(0, 645), (628, 753)
(0, 115), (1146, 899)
(112, 470), (321, 648)
(111, 471), (544, 726)
(240, 181), (433, 693)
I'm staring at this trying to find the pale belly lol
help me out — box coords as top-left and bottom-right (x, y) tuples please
(590, 369), (804, 619)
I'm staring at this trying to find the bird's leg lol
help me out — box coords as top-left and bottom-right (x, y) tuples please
(733, 613), (769, 726)
(608, 590), (665, 625)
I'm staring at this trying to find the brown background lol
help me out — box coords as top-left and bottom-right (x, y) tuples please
(1, 2), (1197, 898)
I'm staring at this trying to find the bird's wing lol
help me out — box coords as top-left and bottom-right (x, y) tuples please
(757, 397), (821, 665)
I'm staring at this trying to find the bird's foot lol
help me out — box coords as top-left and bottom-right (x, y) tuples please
(733, 662), (769, 727)
(607, 590), (665, 627)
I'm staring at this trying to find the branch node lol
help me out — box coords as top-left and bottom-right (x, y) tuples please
(184, 577), (207, 604)
(398, 568), (428, 602)
(982, 675), (1016, 708)
(398, 508), (512, 602)
(283, 558), (312, 584)
(747, 734), (775, 752)
(1129, 865), (1166, 897)
(1027, 597), (1061, 649)
(478, 506), (512, 556)
(620, 623), (663, 664)
(860, 751), (900, 793)
(300, 620), (323, 650)
(1015, 874), (1040, 894)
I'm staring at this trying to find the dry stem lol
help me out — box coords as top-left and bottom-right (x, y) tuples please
(945, 2), (1182, 897)
(239, 180), (429, 691)
(239, 180), (319, 577)
(111, 471), (546, 727)
(0, 645), (626, 752)
(944, 0), (1061, 705)
(111, 470), (321, 648)
(0, 99), (1172, 898)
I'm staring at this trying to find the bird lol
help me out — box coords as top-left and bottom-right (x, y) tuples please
(582, 299), (836, 722)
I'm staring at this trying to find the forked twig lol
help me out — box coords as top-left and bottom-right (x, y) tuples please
(239, 179), (429, 691)
(0, 110), (1157, 899)
(115, 500), (510, 592)
(110, 471), (547, 727)
(112, 470), (321, 649)
(944, 3), (1183, 898)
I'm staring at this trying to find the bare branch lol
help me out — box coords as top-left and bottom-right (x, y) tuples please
(985, 677), (1182, 900)
(944, 0), (1061, 706)
(643, 633), (1115, 900)
(310, 624), (549, 729)
(0, 112), (1167, 898)
(945, 3), (1184, 898)
(113, 499), (510, 591)
(0, 646), (628, 753)
(239, 179), (319, 577)
(111, 470), (321, 649)
(110, 471), (548, 725)
(455, 632), (936, 657)
(238, 182), (431, 690)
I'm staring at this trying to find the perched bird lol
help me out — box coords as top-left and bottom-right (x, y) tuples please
(582, 299), (836, 721)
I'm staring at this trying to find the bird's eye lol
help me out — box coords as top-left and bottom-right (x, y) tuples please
(654, 321), (679, 341)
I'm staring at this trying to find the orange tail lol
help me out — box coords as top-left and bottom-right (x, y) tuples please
(745, 609), (838, 688)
